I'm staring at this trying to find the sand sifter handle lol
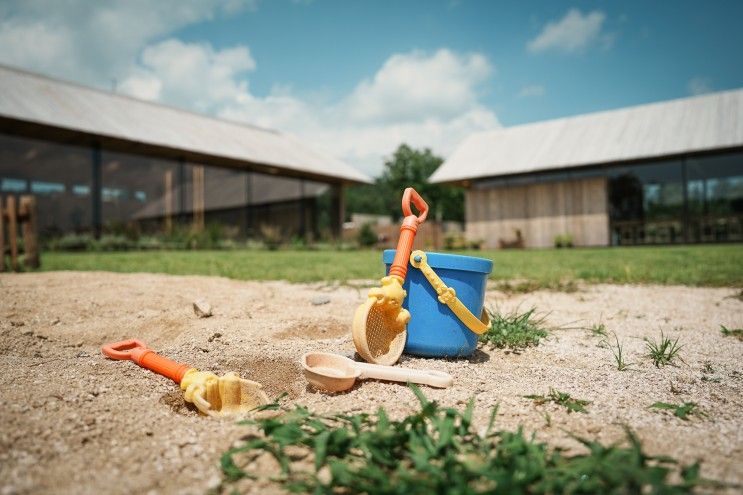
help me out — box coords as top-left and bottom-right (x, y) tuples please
(101, 339), (193, 384)
(389, 188), (429, 280)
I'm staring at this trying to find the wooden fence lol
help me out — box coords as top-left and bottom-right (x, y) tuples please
(0, 195), (40, 272)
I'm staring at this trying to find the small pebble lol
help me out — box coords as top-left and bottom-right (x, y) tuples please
(311, 295), (331, 306)
(193, 299), (213, 318)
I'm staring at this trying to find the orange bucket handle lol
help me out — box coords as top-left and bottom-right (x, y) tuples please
(101, 339), (193, 384)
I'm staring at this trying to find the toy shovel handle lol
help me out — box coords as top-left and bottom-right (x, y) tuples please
(389, 188), (429, 280)
(101, 339), (192, 384)
(355, 362), (453, 388)
(402, 187), (429, 224)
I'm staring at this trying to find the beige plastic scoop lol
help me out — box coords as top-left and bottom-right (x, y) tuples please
(301, 352), (453, 392)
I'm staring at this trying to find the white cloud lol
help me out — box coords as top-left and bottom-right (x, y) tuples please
(517, 84), (546, 98)
(122, 39), (255, 112)
(346, 49), (493, 124)
(527, 9), (611, 54)
(687, 77), (713, 96)
(0, 1), (252, 88)
(235, 49), (498, 175)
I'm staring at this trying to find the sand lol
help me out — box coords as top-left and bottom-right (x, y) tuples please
(0, 271), (741, 494)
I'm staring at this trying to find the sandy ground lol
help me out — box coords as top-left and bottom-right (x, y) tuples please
(0, 271), (742, 494)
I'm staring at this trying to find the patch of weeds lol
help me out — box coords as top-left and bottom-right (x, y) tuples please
(720, 325), (743, 341)
(524, 388), (590, 413)
(650, 402), (707, 421)
(601, 332), (633, 371)
(492, 279), (578, 294)
(480, 307), (549, 350)
(492, 279), (543, 294)
(645, 331), (684, 367)
(220, 385), (713, 494)
(589, 322), (608, 338)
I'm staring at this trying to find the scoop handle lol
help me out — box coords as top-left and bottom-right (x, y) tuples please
(355, 362), (453, 388)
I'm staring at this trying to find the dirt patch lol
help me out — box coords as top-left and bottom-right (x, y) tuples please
(273, 318), (349, 341)
(0, 271), (742, 494)
(220, 355), (305, 399)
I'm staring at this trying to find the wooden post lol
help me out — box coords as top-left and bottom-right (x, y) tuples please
(6, 196), (18, 271)
(164, 169), (173, 234)
(0, 198), (5, 272)
(192, 165), (205, 232)
(19, 196), (40, 269)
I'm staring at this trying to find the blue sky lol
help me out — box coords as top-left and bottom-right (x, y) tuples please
(1, 0), (742, 176)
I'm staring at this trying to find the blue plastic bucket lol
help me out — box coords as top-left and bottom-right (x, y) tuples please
(383, 250), (493, 357)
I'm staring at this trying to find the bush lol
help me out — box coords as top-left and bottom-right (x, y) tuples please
(259, 224), (283, 250)
(554, 233), (574, 248)
(444, 233), (466, 250)
(444, 234), (482, 250)
(95, 235), (134, 251)
(357, 222), (377, 247)
(47, 233), (95, 252)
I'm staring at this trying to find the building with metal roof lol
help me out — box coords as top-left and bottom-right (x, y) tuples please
(431, 90), (743, 248)
(0, 64), (370, 240)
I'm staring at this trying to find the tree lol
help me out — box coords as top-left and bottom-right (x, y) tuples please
(346, 144), (464, 222)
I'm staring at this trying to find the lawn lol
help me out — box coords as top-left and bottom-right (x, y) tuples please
(40, 243), (743, 286)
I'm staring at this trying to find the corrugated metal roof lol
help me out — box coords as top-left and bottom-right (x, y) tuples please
(0, 65), (371, 184)
(430, 88), (743, 183)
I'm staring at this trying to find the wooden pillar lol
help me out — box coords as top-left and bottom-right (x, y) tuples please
(298, 179), (306, 239)
(92, 144), (102, 239)
(244, 172), (253, 237)
(329, 183), (346, 240)
(177, 159), (186, 224)
(19, 196), (39, 269)
(192, 165), (205, 231)
(6, 196), (18, 271)
(164, 169), (173, 234)
(0, 198), (5, 272)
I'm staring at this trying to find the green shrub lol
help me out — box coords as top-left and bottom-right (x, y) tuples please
(259, 224), (283, 251)
(357, 222), (377, 247)
(47, 233), (95, 251)
(95, 235), (134, 251)
(554, 233), (574, 248)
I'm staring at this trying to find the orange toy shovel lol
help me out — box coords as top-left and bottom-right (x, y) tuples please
(102, 339), (268, 417)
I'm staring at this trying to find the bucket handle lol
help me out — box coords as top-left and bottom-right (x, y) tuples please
(409, 250), (490, 335)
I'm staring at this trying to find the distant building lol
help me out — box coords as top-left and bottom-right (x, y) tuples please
(0, 65), (370, 240)
(431, 89), (743, 247)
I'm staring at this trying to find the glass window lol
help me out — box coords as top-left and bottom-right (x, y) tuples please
(608, 160), (684, 245)
(101, 150), (179, 235)
(0, 132), (91, 236)
(686, 151), (743, 242)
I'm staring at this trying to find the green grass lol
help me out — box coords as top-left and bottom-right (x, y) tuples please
(524, 389), (591, 413)
(480, 307), (549, 350)
(645, 331), (684, 368)
(589, 322), (608, 338)
(601, 332), (633, 371)
(650, 402), (707, 421)
(39, 243), (743, 285)
(219, 386), (711, 494)
(720, 325), (743, 341)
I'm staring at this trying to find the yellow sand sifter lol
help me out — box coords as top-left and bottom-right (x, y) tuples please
(352, 187), (428, 365)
